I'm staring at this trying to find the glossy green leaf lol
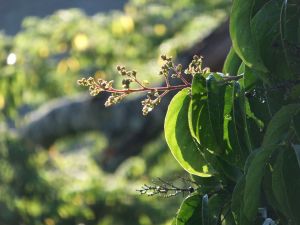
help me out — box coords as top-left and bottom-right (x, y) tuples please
(237, 62), (245, 75)
(229, 81), (251, 165)
(223, 48), (242, 75)
(189, 74), (243, 180)
(243, 66), (258, 91)
(188, 74), (207, 141)
(195, 102), (218, 154)
(222, 83), (235, 154)
(176, 194), (202, 225)
(189, 74), (220, 154)
(230, 0), (268, 74)
(206, 73), (227, 155)
(165, 89), (212, 177)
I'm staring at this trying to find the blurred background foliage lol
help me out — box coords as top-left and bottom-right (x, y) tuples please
(0, 0), (229, 224)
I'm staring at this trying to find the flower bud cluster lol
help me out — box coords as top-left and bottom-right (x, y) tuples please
(77, 77), (114, 96)
(77, 55), (209, 115)
(104, 93), (127, 107)
(141, 93), (161, 116)
(171, 63), (183, 79)
(159, 55), (174, 77)
(185, 55), (210, 76)
(117, 65), (138, 89)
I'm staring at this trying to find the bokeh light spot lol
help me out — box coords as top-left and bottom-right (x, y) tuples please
(6, 53), (17, 65)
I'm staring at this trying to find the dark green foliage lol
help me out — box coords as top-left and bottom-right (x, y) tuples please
(0, 1), (229, 225)
(164, 0), (300, 224)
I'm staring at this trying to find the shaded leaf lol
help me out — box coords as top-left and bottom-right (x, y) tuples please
(243, 104), (300, 221)
(176, 194), (202, 225)
(280, 1), (300, 76)
(208, 193), (228, 225)
(272, 146), (300, 224)
(231, 176), (251, 225)
(251, 0), (292, 81)
(262, 104), (300, 147)
(230, 0), (268, 74)
(243, 145), (279, 222)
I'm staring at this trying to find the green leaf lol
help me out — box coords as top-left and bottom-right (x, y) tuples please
(231, 176), (251, 225)
(229, 81), (251, 165)
(189, 74), (243, 180)
(243, 66), (258, 91)
(251, 0), (293, 81)
(230, 0), (268, 74)
(208, 193), (228, 225)
(262, 158), (287, 223)
(280, 1), (300, 76)
(262, 104), (300, 147)
(242, 104), (300, 221)
(189, 74), (220, 154)
(223, 48), (242, 75)
(188, 74), (207, 141)
(237, 62), (245, 75)
(281, 145), (300, 224)
(165, 88), (212, 177)
(243, 145), (279, 222)
(206, 73), (227, 155)
(176, 194), (202, 225)
(272, 146), (300, 224)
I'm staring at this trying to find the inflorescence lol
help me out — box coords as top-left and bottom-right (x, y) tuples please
(136, 178), (197, 198)
(77, 55), (209, 115)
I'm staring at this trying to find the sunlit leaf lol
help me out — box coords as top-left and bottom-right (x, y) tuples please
(222, 47), (242, 76)
(206, 73), (227, 155)
(165, 89), (212, 177)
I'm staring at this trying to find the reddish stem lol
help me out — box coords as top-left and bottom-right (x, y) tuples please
(100, 84), (190, 94)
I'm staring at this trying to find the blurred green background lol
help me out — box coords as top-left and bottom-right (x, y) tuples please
(0, 0), (229, 224)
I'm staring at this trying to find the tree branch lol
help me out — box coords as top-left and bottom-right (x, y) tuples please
(20, 20), (231, 171)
